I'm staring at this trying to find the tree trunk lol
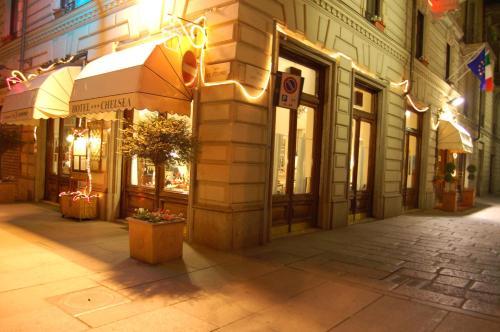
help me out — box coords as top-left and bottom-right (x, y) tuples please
(154, 164), (161, 210)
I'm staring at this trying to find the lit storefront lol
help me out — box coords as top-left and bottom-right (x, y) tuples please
(0, 66), (82, 203)
(68, 42), (194, 218)
(435, 118), (474, 206)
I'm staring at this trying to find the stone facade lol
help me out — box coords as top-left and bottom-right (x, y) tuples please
(0, 0), (498, 250)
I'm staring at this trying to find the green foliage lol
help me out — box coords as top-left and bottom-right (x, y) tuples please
(121, 115), (195, 168)
(443, 162), (456, 184)
(120, 115), (195, 209)
(444, 162), (456, 175)
(466, 164), (477, 174)
(133, 208), (185, 223)
(444, 173), (454, 183)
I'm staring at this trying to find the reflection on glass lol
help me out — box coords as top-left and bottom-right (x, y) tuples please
(61, 118), (76, 175)
(130, 157), (155, 188)
(128, 110), (192, 193)
(294, 106), (314, 194)
(164, 164), (190, 193)
(357, 121), (371, 191)
(349, 118), (357, 191)
(277, 57), (317, 95)
(405, 110), (419, 130)
(50, 119), (60, 175)
(272, 107), (290, 195)
(353, 87), (372, 113)
(406, 136), (418, 189)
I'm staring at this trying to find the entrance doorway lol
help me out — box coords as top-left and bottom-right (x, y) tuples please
(402, 110), (422, 209)
(271, 52), (323, 236)
(348, 85), (377, 222)
(44, 118), (76, 202)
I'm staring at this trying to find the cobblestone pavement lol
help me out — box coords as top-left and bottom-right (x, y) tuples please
(1, 198), (500, 331)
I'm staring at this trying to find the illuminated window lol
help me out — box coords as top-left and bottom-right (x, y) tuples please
(61, 0), (91, 13)
(128, 110), (191, 194)
(72, 119), (109, 172)
(366, 0), (381, 17)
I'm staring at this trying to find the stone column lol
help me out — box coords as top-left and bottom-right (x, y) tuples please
(188, 1), (273, 249)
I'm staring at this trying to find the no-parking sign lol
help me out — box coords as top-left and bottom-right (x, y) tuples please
(275, 72), (304, 110)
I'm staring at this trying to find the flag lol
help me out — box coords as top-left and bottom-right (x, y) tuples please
(468, 48), (494, 92)
(485, 50), (494, 92)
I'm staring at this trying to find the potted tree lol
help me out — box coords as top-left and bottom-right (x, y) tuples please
(441, 162), (457, 212)
(462, 164), (477, 207)
(0, 125), (21, 203)
(121, 115), (194, 264)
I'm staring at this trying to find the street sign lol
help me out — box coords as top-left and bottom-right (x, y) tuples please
(274, 71), (304, 110)
(182, 50), (197, 87)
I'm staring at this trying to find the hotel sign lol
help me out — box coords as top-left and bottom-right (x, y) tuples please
(0, 108), (32, 124)
(70, 96), (132, 116)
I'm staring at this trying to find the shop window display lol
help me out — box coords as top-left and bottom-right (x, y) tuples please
(129, 110), (191, 194)
(71, 119), (109, 173)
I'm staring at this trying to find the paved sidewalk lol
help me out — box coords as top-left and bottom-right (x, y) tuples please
(1, 198), (500, 331)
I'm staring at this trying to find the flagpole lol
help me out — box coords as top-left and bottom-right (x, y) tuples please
(448, 43), (485, 81)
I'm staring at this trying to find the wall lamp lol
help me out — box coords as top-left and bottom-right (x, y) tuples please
(448, 96), (465, 107)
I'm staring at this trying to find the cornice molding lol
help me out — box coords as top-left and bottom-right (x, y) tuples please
(0, 0), (137, 61)
(311, 0), (409, 64)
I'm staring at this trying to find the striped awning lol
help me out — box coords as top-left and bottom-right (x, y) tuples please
(438, 119), (473, 154)
(0, 66), (81, 125)
(69, 42), (193, 121)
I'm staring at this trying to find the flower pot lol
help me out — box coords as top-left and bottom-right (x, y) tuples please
(128, 217), (185, 264)
(374, 21), (385, 32)
(441, 191), (458, 212)
(462, 189), (475, 208)
(60, 194), (98, 220)
(0, 182), (16, 203)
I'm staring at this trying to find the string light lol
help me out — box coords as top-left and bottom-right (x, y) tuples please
(6, 56), (76, 90)
(162, 15), (272, 100)
(59, 128), (97, 203)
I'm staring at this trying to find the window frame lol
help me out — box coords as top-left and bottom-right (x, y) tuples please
(61, 0), (92, 13)
(416, 10), (425, 59)
(10, 0), (21, 37)
(445, 43), (451, 80)
(365, 0), (381, 19)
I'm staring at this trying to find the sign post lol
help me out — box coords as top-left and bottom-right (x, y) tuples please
(274, 71), (304, 110)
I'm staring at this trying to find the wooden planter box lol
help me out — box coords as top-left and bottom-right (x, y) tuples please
(60, 195), (98, 220)
(0, 182), (16, 203)
(462, 189), (475, 208)
(441, 191), (458, 212)
(128, 217), (185, 264)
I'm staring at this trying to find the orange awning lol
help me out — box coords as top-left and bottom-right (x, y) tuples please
(69, 42), (192, 120)
(1, 67), (80, 125)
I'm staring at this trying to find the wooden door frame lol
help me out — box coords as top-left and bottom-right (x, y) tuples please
(402, 110), (423, 209)
(44, 118), (71, 202)
(269, 36), (333, 234)
(349, 83), (378, 217)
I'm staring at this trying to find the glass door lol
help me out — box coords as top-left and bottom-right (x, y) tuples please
(403, 110), (421, 209)
(349, 85), (377, 222)
(44, 118), (75, 202)
(271, 53), (322, 236)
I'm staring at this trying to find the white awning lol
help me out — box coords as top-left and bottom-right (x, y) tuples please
(69, 42), (192, 120)
(0, 66), (81, 125)
(438, 119), (473, 154)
